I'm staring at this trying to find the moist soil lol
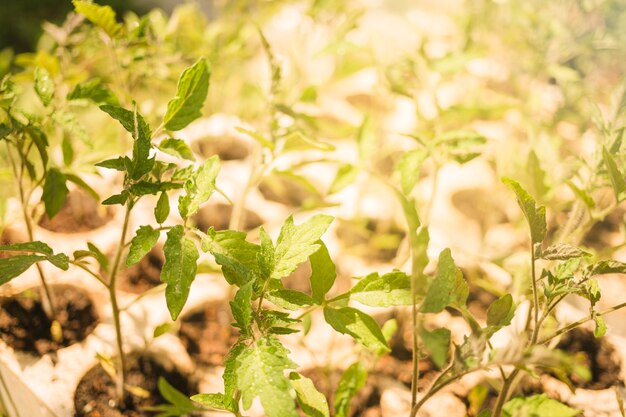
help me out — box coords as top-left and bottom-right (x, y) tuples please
(555, 327), (622, 390)
(191, 203), (263, 232)
(38, 188), (114, 233)
(74, 354), (196, 417)
(117, 249), (163, 294)
(178, 301), (239, 367)
(0, 285), (98, 355)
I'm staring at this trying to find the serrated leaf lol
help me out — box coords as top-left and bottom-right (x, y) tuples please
(223, 341), (245, 411)
(350, 271), (411, 307)
(421, 248), (467, 313)
(202, 229), (259, 286)
(487, 294), (515, 327)
(178, 155), (220, 219)
(158, 138), (195, 161)
(603, 146), (626, 202)
(290, 372), (330, 417)
(502, 177), (546, 244)
(34, 67), (54, 106)
(334, 362), (367, 417)
(237, 336), (298, 417)
(0, 241), (53, 255)
(164, 58), (210, 131)
(309, 240), (336, 304)
(328, 164), (358, 195)
(96, 156), (127, 171)
(0, 255), (46, 285)
(162, 225), (199, 320)
(395, 148), (427, 195)
(323, 306), (389, 352)
(155, 192), (170, 224)
(502, 394), (581, 417)
(281, 130), (335, 153)
(100, 104), (153, 179)
(267, 289), (315, 310)
(126, 225), (160, 266)
(258, 227), (275, 280)
(589, 260), (626, 275)
(540, 244), (591, 261)
(191, 393), (230, 411)
(271, 215), (333, 280)
(73, 0), (122, 38)
(42, 167), (68, 219)
(420, 327), (451, 368)
(230, 282), (253, 335)
(67, 78), (118, 105)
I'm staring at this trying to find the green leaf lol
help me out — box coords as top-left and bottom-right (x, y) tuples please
(0, 241), (53, 255)
(126, 225), (160, 266)
(589, 260), (626, 275)
(42, 168), (68, 219)
(267, 289), (315, 310)
(395, 148), (427, 195)
(290, 372), (330, 417)
(309, 241), (336, 304)
(323, 306), (389, 352)
(420, 327), (451, 368)
(102, 191), (129, 206)
(502, 177), (546, 244)
(328, 164), (358, 194)
(26, 127), (48, 168)
(164, 58), (211, 131)
(0, 255), (46, 285)
(258, 227), (275, 280)
(155, 192), (170, 224)
(236, 336), (298, 417)
(153, 323), (174, 338)
(96, 156), (127, 171)
(230, 282), (253, 335)
(565, 180), (595, 209)
(190, 393), (230, 411)
(594, 316), (607, 338)
(350, 271), (411, 307)
(73, 0), (122, 38)
(334, 362), (367, 417)
(67, 78), (118, 105)
(178, 155), (220, 219)
(158, 138), (195, 161)
(502, 394), (581, 417)
(86, 242), (108, 272)
(202, 229), (259, 286)
(487, 294), (515, 327)
(527, 150), (548, 200)
(421, 248), (467, 313)
(603, 146), (626, 202)
(540, 244), (591, 261)
(281, 131), (335, 153)
(271, 215), (333, 280)
(223, 341), (245, 411)
(162, 225), (199, 320)
(34, 67), (54, 106)
(129, 181), (182, 196)
(100, 104), (153, 179)
(158, 377), (198, 413)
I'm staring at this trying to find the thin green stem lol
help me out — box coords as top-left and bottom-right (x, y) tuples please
(107, 203), (133, 403)
(492, 368), (521, 417)
(529, 250), (540, 345)
(70, 261), (108, 287)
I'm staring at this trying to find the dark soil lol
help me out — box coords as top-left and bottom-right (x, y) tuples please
(191, 136), (250, 161)
(74, 354), (196, 417)
(117, 249), (163, 294)
(335, 218), (405, 262)
(0, 285), (98, 355)
(191, 203), (263, 232)
(555, 327), (622, 390)
(178, 301), (239, 367)
(38, 188), (114, 233)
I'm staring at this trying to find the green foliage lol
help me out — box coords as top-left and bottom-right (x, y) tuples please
(334, 362), (367, 417)
(323, 306), (389, 352)
(34, 67), (54, 107)
(73, 0), (123, 38)
(178, 156), (220, 219)
(421, 248), (467, 313)
(126, 225), (160, 266)
(502, 177), (546, 244)
(158, 139), (195, 161)
(163, 58), (211, 131)
(290, 372), (330, 417)
(144, 377), (204, 417)
(349, 271), (412, 307)
(420, 327), (451, 368)
(162, 225), (199, 320)
(502, 394), (581, 417)
(41, 168), (68, 218)
(236, 336), (298, 417)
